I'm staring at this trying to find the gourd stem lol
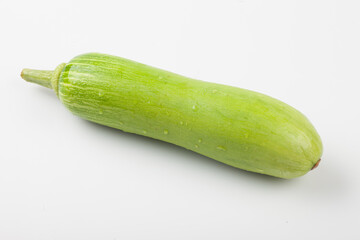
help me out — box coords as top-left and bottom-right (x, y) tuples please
(21, 69), (54, 89)
(21, 63), (66, 96)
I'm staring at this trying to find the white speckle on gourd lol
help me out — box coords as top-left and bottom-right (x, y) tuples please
(142, 130), (147, 134)
(163, 129), (169, 135)
(198, 139), (202, 143)
(192, 105), (198, 111)
(195, 144), (199, 148)
(179, 121), (184, 125)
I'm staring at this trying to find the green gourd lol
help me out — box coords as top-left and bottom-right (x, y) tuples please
(21, 53), (322, 179)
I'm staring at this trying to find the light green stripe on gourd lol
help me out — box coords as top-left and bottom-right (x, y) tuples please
(21, 52), (323, 179)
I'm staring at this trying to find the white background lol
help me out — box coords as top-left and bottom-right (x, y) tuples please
(1, 0), (359, 239)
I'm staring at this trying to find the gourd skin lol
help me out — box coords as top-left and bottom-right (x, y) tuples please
(57, 53), (322, 179)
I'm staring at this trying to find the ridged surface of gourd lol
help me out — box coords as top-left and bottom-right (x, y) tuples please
(58, 53), (322, 179)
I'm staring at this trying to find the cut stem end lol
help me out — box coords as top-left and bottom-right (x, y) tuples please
(21, 63), (66, 97)
(21, 68), (54, 89)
